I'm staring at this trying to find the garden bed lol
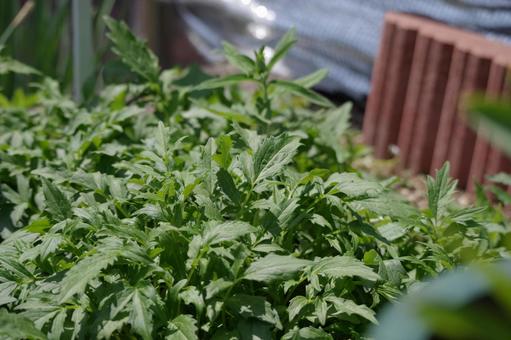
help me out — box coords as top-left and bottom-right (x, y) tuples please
(0, 18), (509, 339)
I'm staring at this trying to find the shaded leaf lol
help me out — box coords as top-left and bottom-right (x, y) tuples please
(237, 319), (272, 340)
(217, 169), (241, 204)
(227, 294), (282, 328)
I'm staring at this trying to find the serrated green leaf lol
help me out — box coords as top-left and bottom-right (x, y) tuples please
(350, 193), (416, 219)
(71, 307), (86, 340)
(203, 221), (256, 246)
(200, 138), (217, 195)
(244, 254), (312, 282)
(449, 207), (485, 225)
(270, 80), (332, 107)
(0, 256), (34, 280)
(104, 16), (160, 82)
(130, 288), (154, 340)
(217, 169), (241, 204)
(0, 309), (45, 340)
(282, 327), (333, 340)
(252, 243), (285, 253)
(427, 162), (457, 221)
(253, 135), (301, 185)
(213, 135), (233, 169)
(294, 69), (328, 88)
(326, 172), (382, 197)
(315, 298), (328, 326)
(25, 217), (51, 234)
(155, 121), (170, 158)
(378, 223), (407, 242)
(227, 294), (282, 328)
(223, 42), (255, 74)
(42, 178), (72, 220)
(316, 104), (351, 163)
(205, 278), (233, 300)
(15, 175), (31, 202)
(324, 296), (377, 324)
(179, 287), (204, 314)
(38, 233), (63, 262)
(311, 256), (380, 281)
(167, 315), (198, 340)
(195, 74), (253, 90)
(48, 309), (66, 340)
(59, 249), (117, 303)
(0, 56), (40, 75)
(268, 28), (297, 71)
(288, 296), (310, 321)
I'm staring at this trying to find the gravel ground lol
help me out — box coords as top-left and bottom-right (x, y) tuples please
(353, 152), (473, 210)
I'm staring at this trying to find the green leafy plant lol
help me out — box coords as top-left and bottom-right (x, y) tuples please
(0, 18), (509, 339)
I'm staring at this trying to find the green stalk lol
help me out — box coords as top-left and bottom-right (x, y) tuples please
(71, 0), (94, 101)
(0, 1), (34, 46)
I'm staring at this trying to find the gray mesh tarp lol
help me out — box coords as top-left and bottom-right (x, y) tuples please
(171, 0), (511, 99)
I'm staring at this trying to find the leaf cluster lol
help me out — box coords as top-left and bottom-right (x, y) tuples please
(0, 18), (509, 340)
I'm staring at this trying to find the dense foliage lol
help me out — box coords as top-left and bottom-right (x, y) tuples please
(0, 18), (510, 339)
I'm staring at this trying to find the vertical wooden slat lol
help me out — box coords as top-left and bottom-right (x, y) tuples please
(468, 62), (507, 191)
(363, 21), (397, 146)
(364, 13), (511, 189)
(447, 54), (491, 187)
(408, 39), (454, 173)
(485, 64), (511, 193)
(374, 27), (417, 158)
(397, 34), (431, 168)
(431, 49), (469, 173)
